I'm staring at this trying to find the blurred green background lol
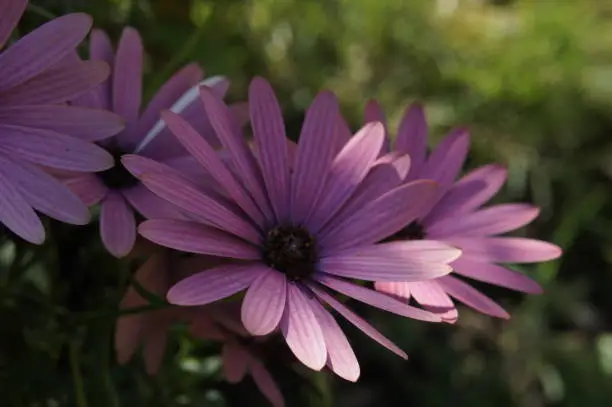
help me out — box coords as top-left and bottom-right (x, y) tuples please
(3, 0), (612, 406)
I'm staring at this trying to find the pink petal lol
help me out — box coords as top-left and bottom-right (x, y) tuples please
(290, 90), (340, 224)
(308, 296), (360, 382)
(222, 343), (249, 383)
(65, 174), (108, 206)
(427, 204), (540, 238)
(395, 104), (428, 179)
(88, 29), (114, 110)
(167, 264), (262, 306)
(0, 0), (26, 49)
(437, 275), (510, 319)
(309, 284), (407, 359)
(334, 114), (353, 154)
(0, 13), (92, 91)
(445, 237), (561, 263)
(241, 268), (287, 335)
(122, 184), (187, 220)
(0, 124), (113, 171)
(249, 77), (291, 221)
(408, 281), (458, 323)
(280, 283), (327, 370)
(363, 100), (389, 153)
(249, 358), (286, 407)
(0, 167), (44, 244)
(320, 180), (439, 251)
(420, 128), (470, 192)
(139, 219), (260, 259)
(100, 192), (136, 257)
(317, 275), (441, 322)
(451, 257), (542, 294)
(374, 282), (411, 300)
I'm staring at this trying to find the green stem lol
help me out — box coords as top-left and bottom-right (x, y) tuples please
(69, 341), (88, 407)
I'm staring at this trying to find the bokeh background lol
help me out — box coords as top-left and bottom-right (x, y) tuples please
(3, 0), (612, 406)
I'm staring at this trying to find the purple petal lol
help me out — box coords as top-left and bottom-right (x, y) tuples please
(317, 275), (441, 322)
(334, 114), (353, 154)
(89, 29), (114, 110)
(167, 264), (263, 306)
(290, 90), (340, 224)
(122, 184), (187, 220)
(446, 237), (561, 263)
(309, 284), (407, 359)
(437, 275), (510, 319)
(100, 192), (136, 257)
(222, 343), (249, 382)
(241, 268), (287, 335)
(250, 359), (286, 407)
(0, 166), (44, 244)
(427, 204), (540, 238)
(0, 124), (113, 171)
(320, 180), (439, 251)
(307, 122), (385, 232)
(374, 282), (411, 300)
(0, 105), (124, 141)
(408, 281), (458, 323)
(139, 219), (260, 259)
(280, 283), (327, 370)
(0, 154), (90, 224)
(395, 104), (428, 179)
(0, 13), (92, 91)
(65, 174), (108, 206)
(363, 100), (389, 153)
(249, 77), (291, 221)
(308, 296), (360, 382)
(423, 164), (508, 226)
(420, 128), (470, 192)
(451, 257), (542, 294)
(138, 172), (261, 243)
(0, 0), (27, 49)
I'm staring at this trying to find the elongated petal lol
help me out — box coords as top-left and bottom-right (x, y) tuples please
(89, 29), (114, 110)
(334, 114), (352, 153)
(250, 358), (286, 407)
(65, 174), (108, 206)
(395, 104), (428, 178)
(451, 257), (542, 294)
(280, 283), (327, 370)
(0, 154), (89, 224)
(290, 91), (340, 224)
(0, 169), (44, 244)
(374, 282), (411, 300)
(317, 275), (441, 322)
(250, 77), (290, 221)
(421, 128), (470, 192)
(320, 180), (438, 251)
(309, 284), (407, 359)
(437, 275), (510, 319)
(308, 296), (360, 382)
(308, 122), (385, 232)
(0, 105), (124, 141)
(122, 184), (187, 220)
(423, 165), (507, 226)
(0, 124), (113, 171)
(100, 192), (136, 257)
(143, 324), (169, 375)
(428, 204), (540, 238)
(446, 237), (561, 264)
(139, 219), (260, 259)
(0, 13), (92, 91)
(242, 268), (287, 335)
(408, 281), (457, 323)
(363, 100), (389, 153)
(222, 343), (249, 382)
(0, 0), (27, 48)
(167, 264), (262, 306)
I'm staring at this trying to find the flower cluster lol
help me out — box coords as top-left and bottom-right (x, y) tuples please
(1, 2), (561, 406)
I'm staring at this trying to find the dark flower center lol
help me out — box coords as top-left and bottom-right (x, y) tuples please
(98, 145), (139, 190)
(381, 221), (427, 242)
(262, 225), (318, 280)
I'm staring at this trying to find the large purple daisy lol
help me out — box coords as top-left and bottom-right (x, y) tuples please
(0, 0), (124, 243)
(129, 77), (461, 377)
(364, 101), (562, 321)
(66, 27), (237, 257)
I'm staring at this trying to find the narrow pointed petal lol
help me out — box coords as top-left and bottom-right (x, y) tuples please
(409, 281), (458, 323)
(437, 275), (510, 319)
(374, 282), (412, 300)
(308, 122), (385, 232)
(421, 128), (470, 192)
(334, 114), (352, 153)
(363, 100), (389, 153)
(139, 219), (260, 259)
(0, 169), (44, 244)
(241, 268), (287, 335)
(250, 359), (286, 407)
(0, 154), (90, 224)
(309, 284), (407, 359)
(222, 343), (249, 382)
(280, 284), (327, 371)
(446, 237), (562, 263)
(317, 275), (441, 322)
(0, 13), (92, 91)
(122, 185), (187, 220)
(320, 180), (438, 251)
(395, 104), (428, 178)
(428, 204), (540, 238)
(89, 29), (114, 110)
(249, 77), (291, 221)
(113, 27), (143, 141)
(0, 105), (124, 141)
(0, 0), (27, 48)
(100, 192), (136, 257)
(167, 265), (262, 306)
(451, 257), (542, 294)
(65, 175), (108, 206)
(290, 91), (340, 224)
(309, 297), (360, 382)
(0, 124), (113, 171)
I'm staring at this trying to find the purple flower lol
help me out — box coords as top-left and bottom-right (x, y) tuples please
(66, 27), (239, 257)
(130, 77), (461, 377)
(0, 1), (124, 243)
(363, 101), (563, 321)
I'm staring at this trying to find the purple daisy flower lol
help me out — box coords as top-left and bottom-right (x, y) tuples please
(65, 27), (238, 257)
(363, 101), (563, 321)
(130, 77), (461, 377)
(0, 0), (125, 243)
